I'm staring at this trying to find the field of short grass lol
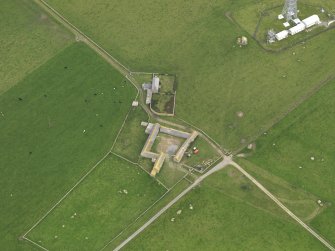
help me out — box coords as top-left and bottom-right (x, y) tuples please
(237, 159), (321, 221)
(244, 79), (335, 244)
(44, 0), (335, 151)
(104, 178), (191, 250)
(27, 155), (166, 250)
(124, 166), (326, 251)
(112, 106), (149, 163)
(0, 43), (135, 250)
(0, 0), (73, 94)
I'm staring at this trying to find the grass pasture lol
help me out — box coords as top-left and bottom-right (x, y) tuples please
(138, 157), (187, 189)
(112, 106), (149, 163)
(124, 166), (326, 251)
(245, 79), (335, 244)
(27, 155), (166, 250)
(45, 0), (335, 151)
(104, 178), (191, 250)
(0, 0), (73, 94)
(0, 43), (135, 250)
(237, 159), (321, 221)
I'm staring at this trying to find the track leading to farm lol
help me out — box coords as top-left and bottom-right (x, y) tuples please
(230, 162), (335, 251)
(111, 157), (233, 251)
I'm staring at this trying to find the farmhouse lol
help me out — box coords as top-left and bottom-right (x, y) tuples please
(142, 75), (160, 104)
(140, 122), (199, 177)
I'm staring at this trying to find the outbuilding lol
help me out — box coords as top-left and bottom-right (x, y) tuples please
(152, 76), (160, 93)
(275, 30), (289, 41)
(278, 14), (284, 20)
(302, 15), (321, 28)
(289, 23), (306, 35)
(293, 18), (301, 25)
(283, 22), (290, 28)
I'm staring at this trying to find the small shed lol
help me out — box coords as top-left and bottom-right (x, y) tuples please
(275, 30), (289, 41)
(302, 15), (321, 28)
(293, 18), (301, 24)
(278, 14), (284, 20)
(289, 23), (306, 35)
(283, 22), (290, 28)
(132, 101), (139, 107)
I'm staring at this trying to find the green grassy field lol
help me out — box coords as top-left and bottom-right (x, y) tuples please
(244, 79), (335, 244)
(27, 155), (166, 250)
(237, 159), (321, 220)
(112, 106), (149, 163)
(0, 43), (135, 250)
(0, 0), (73, 94)
(105, 178), (191, 250)
(123, 166), (326, 251)
(45, 0), (335, 151)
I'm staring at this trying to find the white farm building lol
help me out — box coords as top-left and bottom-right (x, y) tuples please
(142, 75), (160, 104)
(152, 76), (160, 93)
(288, 23), (306, 35)
(275, 30), (289, 41)
(302, 15), (321, 28)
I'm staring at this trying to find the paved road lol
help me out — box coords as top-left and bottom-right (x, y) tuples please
(230, 162), (335, 251)
(112, 157), (233, 251)
(113, 159), (335, 251)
